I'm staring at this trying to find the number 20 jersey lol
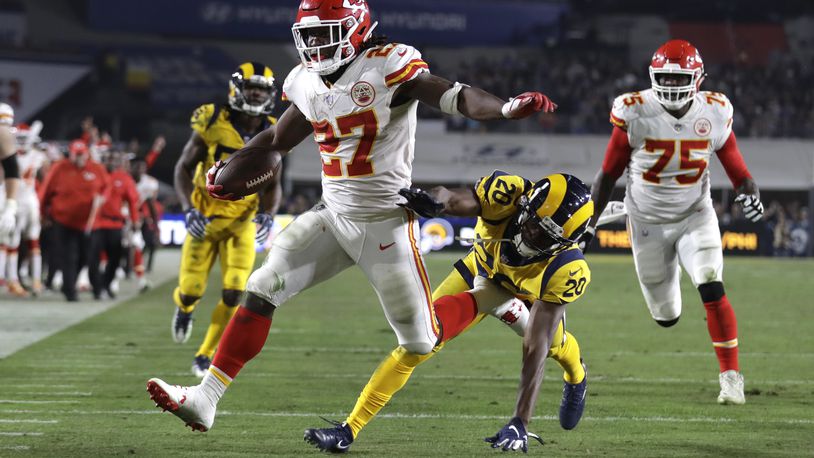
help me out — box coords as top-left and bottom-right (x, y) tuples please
(282, 43), (429, 218)
(610, 89), (733, 224)
(467, 171), (591, 305)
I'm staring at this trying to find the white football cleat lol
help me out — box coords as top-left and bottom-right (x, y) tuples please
(717, 370), (745, 405)
(146, 378), (216, 431)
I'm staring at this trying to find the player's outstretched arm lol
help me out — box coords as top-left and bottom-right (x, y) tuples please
(243, 103), (313, 154)
(396, 73), (556, 121)
(513, 299), (565, 426)
(398, 186), (480, 218)
(173, 131), (207, 211)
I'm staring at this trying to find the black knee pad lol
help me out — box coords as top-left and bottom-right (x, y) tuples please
(221, 289), (243, 307)
(244, 292), (276, 318)
(656, 317), (680, 328)
(178, 293), (201, 307)
(698, 282), (725, 303)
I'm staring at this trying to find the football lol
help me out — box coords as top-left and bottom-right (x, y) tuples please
(213, 146), (282, 198)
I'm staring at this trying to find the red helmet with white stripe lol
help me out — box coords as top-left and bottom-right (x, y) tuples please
(291, 0), (378, 76)
(649, 39), (706, 110)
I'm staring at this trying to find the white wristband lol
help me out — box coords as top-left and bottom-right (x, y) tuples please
(439, 82), (470, 116)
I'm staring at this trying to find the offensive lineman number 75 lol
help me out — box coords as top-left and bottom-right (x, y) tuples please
(642, 139), (710, 185)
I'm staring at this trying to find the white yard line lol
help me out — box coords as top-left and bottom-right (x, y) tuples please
(121, 371), (814, 386)
(0, 409), (811, 426)
(13, 392), (92, 397)
(0, 419), (57, 424)
(0, 400), (79, 404)
(0, 432), (44, 436)
(0, 445), (31, 450)
(0, 251), (179, 359)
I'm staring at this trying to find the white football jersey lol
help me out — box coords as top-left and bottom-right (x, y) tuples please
(15, 148), (46, 204)
(610, 89), (733, 224)
(0, 102), (13, 126)
(282, 43), (429, 218)
(137, 174), (159, 205)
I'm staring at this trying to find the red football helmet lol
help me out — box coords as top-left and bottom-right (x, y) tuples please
(291, 0), (378, 75)
(649, 39), (706, 110)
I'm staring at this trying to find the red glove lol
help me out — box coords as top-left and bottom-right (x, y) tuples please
(205, 161), (241, 201)
(501, 92), (557, 119)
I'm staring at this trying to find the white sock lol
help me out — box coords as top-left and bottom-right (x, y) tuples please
(0, 247), (7, 281)
(7, 250), (19, 282)
(199, 368), (229, 404)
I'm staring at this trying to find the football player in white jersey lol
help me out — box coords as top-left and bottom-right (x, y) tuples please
(146, 0), (557, 434)
(5, 123), (47, 296)
(580, 39), (763, 406)
(0, 103), (21, 254)
(131, 156), (160, 290)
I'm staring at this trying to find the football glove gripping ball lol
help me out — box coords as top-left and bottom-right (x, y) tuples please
(484, 417), (544, 453)
(577, 226), (596, 252)
(501, 92), (557, 119)
(734, 194), (764, 222)
(253, 213), (274, 245)
(397, 188), (445, 218)
(206, 160), (241, 201)
(184, 208), (209, 240)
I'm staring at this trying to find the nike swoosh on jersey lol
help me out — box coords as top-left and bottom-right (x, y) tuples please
(379, 242), (396, 251)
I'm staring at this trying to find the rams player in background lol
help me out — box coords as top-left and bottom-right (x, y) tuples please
(305, 171), (594, 453)
(172, 62), (282, 377)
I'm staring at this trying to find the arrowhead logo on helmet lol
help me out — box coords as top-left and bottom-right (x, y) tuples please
(649, 39), (706, 111)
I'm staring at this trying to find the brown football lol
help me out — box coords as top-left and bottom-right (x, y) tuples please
(213, 146), (282, 198)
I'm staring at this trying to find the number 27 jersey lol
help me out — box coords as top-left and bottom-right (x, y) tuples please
(282, 43), (429, 218)
(610, 89), (733, 224)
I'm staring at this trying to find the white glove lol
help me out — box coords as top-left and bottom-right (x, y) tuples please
(0, 199), (17, 236)
(735, 194), (764, 222)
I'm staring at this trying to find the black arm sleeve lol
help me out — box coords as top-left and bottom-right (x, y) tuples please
(1, 153), (19, 179)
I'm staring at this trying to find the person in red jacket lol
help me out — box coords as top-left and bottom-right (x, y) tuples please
(90, 149), (140, 299)
(39, 140), (110, 301)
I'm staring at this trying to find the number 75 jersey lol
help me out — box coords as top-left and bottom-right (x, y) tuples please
(282, 43), (429, 218)
(609, 88), (733, 224)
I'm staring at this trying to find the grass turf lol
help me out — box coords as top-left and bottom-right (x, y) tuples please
(1, 253), (812, 456)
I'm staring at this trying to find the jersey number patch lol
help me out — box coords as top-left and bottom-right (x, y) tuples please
(642, 139), (709, 185)
(312, 109), (379, 178)
(563, 277), (587, 298)
(490, 178), (517, 205)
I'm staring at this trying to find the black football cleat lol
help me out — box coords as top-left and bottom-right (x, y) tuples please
(304, 417), (354, 453)
(559, 361), (587, 430)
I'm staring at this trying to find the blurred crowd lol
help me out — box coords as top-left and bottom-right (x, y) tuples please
(0, 117), (164, 301)
(716, 198), (810, 257)
(433, 48), (814, 138)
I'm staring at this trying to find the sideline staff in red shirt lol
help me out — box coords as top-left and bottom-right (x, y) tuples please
(39, 140), (109, 301)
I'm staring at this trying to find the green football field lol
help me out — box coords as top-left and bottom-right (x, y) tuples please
(1, 253), (813, 457)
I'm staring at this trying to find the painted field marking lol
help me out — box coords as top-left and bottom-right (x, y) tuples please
(0, 400), (79, 405)
(0, 409), (810, 426)
(0, 432), (44, 436)
(0, 419), (57, 424)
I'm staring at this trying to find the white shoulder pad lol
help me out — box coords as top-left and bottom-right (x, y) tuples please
(698, 91), (734, 123)
(374, 44), (429, 88)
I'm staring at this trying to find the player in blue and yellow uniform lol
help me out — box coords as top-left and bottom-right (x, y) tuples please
(172, 62), (282, 377)
(305, 171), (594, 453)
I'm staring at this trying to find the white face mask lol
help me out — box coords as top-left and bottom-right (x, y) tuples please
(649, 66), (702, 110)
(292, 17), (360, 76)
